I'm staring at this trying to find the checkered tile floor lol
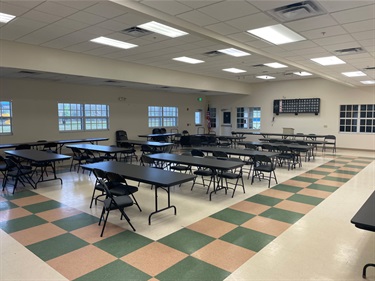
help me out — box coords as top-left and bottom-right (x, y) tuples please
(0, 154), (373, 281)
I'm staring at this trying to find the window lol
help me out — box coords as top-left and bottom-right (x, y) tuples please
(148, 106), (178, 127)
(195, 111), (202, 125)
(209, 107), (216, 128)
(58, 103), (109, 131)
(0, 101), (12, 134)
(236, 107), (261, 129)
(339, 104), (375, 133)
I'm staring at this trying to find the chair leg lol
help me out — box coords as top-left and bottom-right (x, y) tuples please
(131, 194), (142, 212)
(100, 210), (110, 237)
(119, 208), (136, 232)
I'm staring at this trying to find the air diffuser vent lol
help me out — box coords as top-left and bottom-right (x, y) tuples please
(267, 0), (326, 22)
(203, 51), (224, 57)
(252, 64), (265, 68)
(334, 47), (364, 56)
(121, 26), (153, 37)
(364, 66), (375, 70)
(18, 70), (39, 75)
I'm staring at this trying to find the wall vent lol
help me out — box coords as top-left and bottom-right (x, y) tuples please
(121, 26), (153, 37)
(267, 1), (326, 22)
(334, 47), (365, 56)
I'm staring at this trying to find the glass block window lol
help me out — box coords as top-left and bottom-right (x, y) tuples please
(0, 101), (12, 134)
(148, 106), (178, 127)
(339, 104), (375, 133)
(84, 104), (109, 130)
(236, 107), (261, 129)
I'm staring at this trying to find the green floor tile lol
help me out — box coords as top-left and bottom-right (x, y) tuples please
(259, 207), (304, 224)
(0, 201), (18, 211)
(245, 194), (283, 206)
(156, 256), (230, 281)
(23, 200), (63, 213)
(305, 170), (331, 176)
(210, 208), (255, 224)
(0, 214), (47, 233)
(27, 233), (88, 261)
(272, 184), (303, 193)
(74, 260), (151, 281)
(220, 227), (275, 252)
(323, 176), (350, 183)
(334, 169), (358, 175)
(319, 164), (338, 169)
(307, 183), (338, 192)
(291, 176), (319, 183)
(53, 212), (98, 231)
(287, 194), (324, 206)
(2, 190), (37, 200)
(158, 228), (214, 254)
(94, 231), (153, 258)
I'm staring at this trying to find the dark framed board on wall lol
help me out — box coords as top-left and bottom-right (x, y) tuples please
(273, 98), (320, 115)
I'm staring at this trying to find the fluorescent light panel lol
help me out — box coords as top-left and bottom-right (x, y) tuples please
(222, 68), (247, 73)
(310, 56), (346, 66)
(360, 80), (375, 85)
(256, 75), (275, 80)
(0, 12), (16, 23)
(138, 21), (188, 38)
(218, 48), (250, 57)
(264, 62), (288, 68)
(247, 24), (305, 45)
(342, 71), (366, 77)
(293, 71), (312, 76)
(90, 37), (137, 49)
(173, 56), (204, 64)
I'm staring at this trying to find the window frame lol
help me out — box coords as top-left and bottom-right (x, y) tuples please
(236, 107), (261, 130)
(0, 100), (12, 135)
(339, 104), (375, 134)
(148, 106), (178, 128)
(58, 102), (109, 132)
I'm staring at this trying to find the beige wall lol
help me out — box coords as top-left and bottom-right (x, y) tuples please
(1, 76), (374, 151)
(209, 78), (375, 151)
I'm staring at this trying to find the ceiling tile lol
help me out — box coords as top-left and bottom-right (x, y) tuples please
(301, 25), (347, 40)
(319, 0), (373, 12)
(140, 0), (192, 15)
(331, 4), (375, 24)
(177, 10), (219, 26)
(226, 12), (278, 31)
(34, 1), (78, 17)
(313, 34), (355, 46)
(204, 22), (239, 35)
(67, 11), (107, 25)
(198, 1), (259, 21)
(342, 19), (375, 33)
(285, 15), (338, 32)
(83, 2), (129, 18)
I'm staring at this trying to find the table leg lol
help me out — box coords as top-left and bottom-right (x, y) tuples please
(148, 185), (176, 225)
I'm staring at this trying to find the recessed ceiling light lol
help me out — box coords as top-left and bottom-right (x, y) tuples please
(0, 12), (16, 23)
(90, 37), (138, 49)
(218, 48), (250, 57)
(342, 71), (366, 77)
(137, 21), (188, 38)
(310, 56), (346, 66)
(360, 80), (375, 85)
(173, 56), (204, 64)
(222, 68), (247, 73)
(256, 75), (275, 80)
(293, 71), (312, 76)
(264, 62), (288, 68)
(247, 24), (305, 45)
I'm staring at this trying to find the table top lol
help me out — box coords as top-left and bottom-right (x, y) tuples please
(118, 140), (174, 147)
(259, 138), (325, 145)
(351, 191), (375, 232)
(5, 149), (71, 162)
(239, 141), (312, 151)
(66, 144), (129, 153)
(138, 133), (180, 138)
(148, 153), (245, 170)
(0, 137), (109, 150)
(81, 161), (196, 187)
(192, 146), (280, 158)
(231, 131), (329, 139)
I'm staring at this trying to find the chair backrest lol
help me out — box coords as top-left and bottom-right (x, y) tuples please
(191, 149), (204, 157)
(116, 130), (128, 141)
(43, 142), (58, 152)
(140, 154), (155, 166)
(141, 144), (154, 154)
(160, 128), (167, 134)
(325, 135), (336, 141)
(254, 155), (275, 169)
(213, 151), (228, 159)
(182, 130), (189, 136)
(93, 168), (107, 182)
(152, 128), (161, 134)
(106, 171), (125, 184)
(15, 144), (31, 150)
(244, 143), (257, 150)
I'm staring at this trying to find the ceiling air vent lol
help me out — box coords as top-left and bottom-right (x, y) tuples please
(267, 0), (326, 22)
(252, 64), (265, 68)
(121, 26), (153, 37)
(18, 70), (39, 75)
(364, 66), (375, 70)
(334, 47), (365, 56)
(203, 51), (224, 57)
